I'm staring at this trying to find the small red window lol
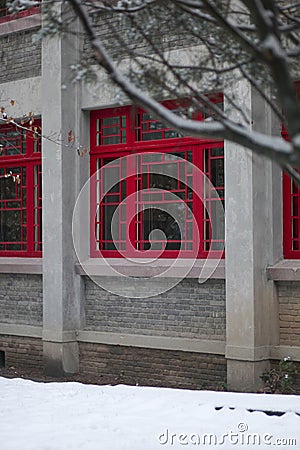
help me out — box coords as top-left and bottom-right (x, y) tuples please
(283, 172), (300, 258)
(90, 101), (224, 259)
(0, 121), (42, 256)
(0, 1), (40, 24)
(282, 81), (300, 258)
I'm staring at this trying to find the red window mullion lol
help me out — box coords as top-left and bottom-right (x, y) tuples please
(90, 156), (98, 257)
(26, 164), (34, 255)
(126, 154), (138, 256)
(193, 145), (205, 258)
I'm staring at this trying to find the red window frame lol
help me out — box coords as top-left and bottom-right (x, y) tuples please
(90, 100), (224, 259)
(283, 171), (300, 258)
(0, 120), (42, 257)
(0, 2), (40, 24)
(282, 82), (300, 258)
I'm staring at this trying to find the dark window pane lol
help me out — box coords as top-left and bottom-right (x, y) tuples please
(103, 117), (119, 126)
(142, 131), (163, 141)
(103, 126), (120, 136)
(103, 136), (120, 145)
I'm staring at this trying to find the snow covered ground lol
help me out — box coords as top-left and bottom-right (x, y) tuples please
(0, 377), (299, 450)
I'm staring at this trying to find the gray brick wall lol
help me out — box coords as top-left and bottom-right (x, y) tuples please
(0, 29), (41, 83)
(85, 277), (225, 340)
(83, 7), (199, 64)
(277, 281), (300, 346)
(0, 274), (42, 326)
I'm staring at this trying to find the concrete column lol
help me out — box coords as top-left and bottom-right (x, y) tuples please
(41, 5), (84, 376)
(225, 80), (281, 391)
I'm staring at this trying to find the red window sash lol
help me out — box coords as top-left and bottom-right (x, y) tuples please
(90, 104), (224, 259)
(0, 121), (42, 257)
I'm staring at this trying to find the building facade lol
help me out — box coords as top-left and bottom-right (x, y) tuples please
(0, 5), (299, 392)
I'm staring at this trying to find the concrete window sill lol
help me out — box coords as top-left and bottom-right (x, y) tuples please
(0, 258), (42, 274)
(75, 258), (225, 279)
(0, 13), (41, 36)
(267, 260), (300, 281)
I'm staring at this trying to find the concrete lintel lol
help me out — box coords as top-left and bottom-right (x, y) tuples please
(226, 345), (270, 361)
(0, 258), (42, 274)
(43, 330), (78, 343)
(267, 260), (300, 281)
(75, 259), (225, 279)
(78, 330), (226, 355)
(0, 13), (41, 36)
(0, 77), (42, 117)
(0, 323), (42, 338)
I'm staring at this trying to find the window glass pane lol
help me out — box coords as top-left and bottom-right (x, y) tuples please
(142, 131), (163, 141)
(141, 209), (181, 251)
(103, 136), (120, 145)
(102, 205), (120, 250)
(103, 117), (119, 126)
(0, 176), (21, 246)
(211, 157), (224, 188)
(103, 126), (120, 136)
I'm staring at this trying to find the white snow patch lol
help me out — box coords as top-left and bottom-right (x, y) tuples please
(0, 377), (299, 449)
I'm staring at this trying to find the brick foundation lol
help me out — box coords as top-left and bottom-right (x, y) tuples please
(0, 335), (43, 370)
(78, 342), (226, 389)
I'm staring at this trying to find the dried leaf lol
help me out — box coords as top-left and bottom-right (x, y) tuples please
(68, 130), (75, 143)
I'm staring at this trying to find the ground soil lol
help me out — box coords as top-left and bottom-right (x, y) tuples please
(0, 366), (119, 385)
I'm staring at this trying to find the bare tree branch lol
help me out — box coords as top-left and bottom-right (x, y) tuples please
(67, 0), (295, 167)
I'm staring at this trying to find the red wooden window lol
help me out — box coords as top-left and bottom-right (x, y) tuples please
(90, 101), (224, 259)
(283, 171), (300, 258)
(0, 1), (40, 24)
(0, 121), (42, 256)
(282, 82), (300, 258)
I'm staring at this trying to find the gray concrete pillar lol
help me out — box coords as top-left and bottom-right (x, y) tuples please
(41, 5), (84, 376)
(225, 80), (281, 391)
